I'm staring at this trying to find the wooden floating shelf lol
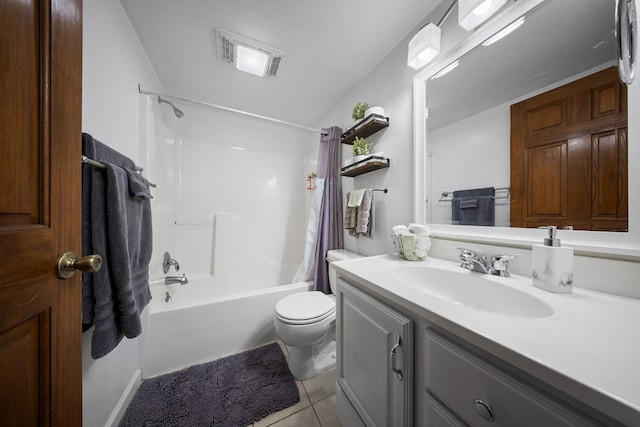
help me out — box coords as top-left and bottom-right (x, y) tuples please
(341, 114), (390, 145)
(341, 156), (390, 177)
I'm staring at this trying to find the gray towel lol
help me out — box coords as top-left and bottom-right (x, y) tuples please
(344, 189), (374, 238)
(355, 189), (374, 237)
(126, 168), (153, 200)
(81, 133), (153, 359)
(451, 187), (495, 226)
(344, 192), (357, 231)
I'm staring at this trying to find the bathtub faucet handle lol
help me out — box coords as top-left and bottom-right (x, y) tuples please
(163, 251), (180, 273)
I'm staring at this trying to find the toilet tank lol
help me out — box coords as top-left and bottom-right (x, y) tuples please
(326, 249), (363, 294)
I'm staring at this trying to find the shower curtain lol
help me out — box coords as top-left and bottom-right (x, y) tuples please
(313, 126), (344, 294)
(292, 177), (324, 283)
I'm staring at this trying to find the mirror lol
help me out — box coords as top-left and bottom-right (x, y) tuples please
(413, 0), (639, 256)
(425, 0), (623, 229)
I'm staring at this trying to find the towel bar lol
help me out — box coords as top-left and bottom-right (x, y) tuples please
(439, 187), (509, 202)
(82, 155), (157, 188)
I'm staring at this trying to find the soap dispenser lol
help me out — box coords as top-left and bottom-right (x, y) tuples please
(532, 226), (573, 293)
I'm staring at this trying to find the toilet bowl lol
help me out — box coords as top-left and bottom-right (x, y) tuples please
(274, 249), (362, 379)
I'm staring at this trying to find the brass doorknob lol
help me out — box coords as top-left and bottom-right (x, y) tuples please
(56, 252), (102, 279)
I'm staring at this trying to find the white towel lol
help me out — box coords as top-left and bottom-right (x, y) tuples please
(392, 225), (408, 234)
(348, 189), (366, 207)
(408, 223), (430, 236)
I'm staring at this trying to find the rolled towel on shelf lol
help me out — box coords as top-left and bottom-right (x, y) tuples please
(408, 223), (430, 236)
(391, 223), (431, 261)
(392, 225), (408, 234)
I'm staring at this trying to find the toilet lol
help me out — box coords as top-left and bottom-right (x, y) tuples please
(274, 249), (362, 379)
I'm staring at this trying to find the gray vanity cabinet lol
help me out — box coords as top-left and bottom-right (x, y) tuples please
(336, 273), (608, 427)
(336, 278), (413, 427)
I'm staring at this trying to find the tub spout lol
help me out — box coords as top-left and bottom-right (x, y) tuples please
(165, 274), (188, 285)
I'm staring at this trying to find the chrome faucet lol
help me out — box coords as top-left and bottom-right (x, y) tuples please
(457, 248), (516, 277)
(163, 251), (180, 273)
(165, 274), (189, 285)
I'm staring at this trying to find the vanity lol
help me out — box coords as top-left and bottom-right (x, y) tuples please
(333, 255), (640, 426)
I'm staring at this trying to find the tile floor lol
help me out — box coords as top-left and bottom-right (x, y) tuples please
(248, 342), (341, 427)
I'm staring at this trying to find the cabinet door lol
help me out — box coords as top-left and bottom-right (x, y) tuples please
(336, 279), (413, 427)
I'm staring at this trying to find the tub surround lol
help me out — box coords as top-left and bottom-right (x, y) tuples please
(333, 255), (640, 426)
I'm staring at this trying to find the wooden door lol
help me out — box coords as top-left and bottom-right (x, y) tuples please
(510, 67), (628, 231)
(0, 0), (83, 425)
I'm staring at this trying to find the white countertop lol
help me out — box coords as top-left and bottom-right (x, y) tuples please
(333, 254), (640, 426)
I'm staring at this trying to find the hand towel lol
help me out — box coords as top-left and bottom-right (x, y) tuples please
(125, 169), (153, 200)
(344, 192), (358, 232)
(451, 187), (495, 226)
(348, 189), (365, 207)
(355, 189), (374, 237)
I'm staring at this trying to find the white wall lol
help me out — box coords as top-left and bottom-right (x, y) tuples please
(169, 105), (315, 286)
(429, 104), (511, 226)
(316, 39), (419, 256)
(82, 1), (165, 426)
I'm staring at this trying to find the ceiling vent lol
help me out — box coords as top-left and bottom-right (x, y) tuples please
(215, 28), (285, 77)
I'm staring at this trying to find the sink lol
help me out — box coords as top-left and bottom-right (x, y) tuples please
(388, 266), (553, 318)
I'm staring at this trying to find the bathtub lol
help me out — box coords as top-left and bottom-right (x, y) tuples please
(140, 278), (311, 378)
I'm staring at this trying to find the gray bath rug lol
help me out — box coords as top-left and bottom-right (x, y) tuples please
(119, 342), (300, 427)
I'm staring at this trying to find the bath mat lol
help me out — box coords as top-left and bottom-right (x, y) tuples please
(119, 342), (300, 427)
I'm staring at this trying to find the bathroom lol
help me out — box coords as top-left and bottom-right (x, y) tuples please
(74, 0), (640, 426)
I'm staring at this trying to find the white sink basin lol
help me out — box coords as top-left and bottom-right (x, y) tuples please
(388, 266), (553, 318)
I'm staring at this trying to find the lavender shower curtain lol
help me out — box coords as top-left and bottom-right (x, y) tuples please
(313, 126), (344, 294)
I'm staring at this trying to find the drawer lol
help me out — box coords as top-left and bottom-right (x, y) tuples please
(426, 331), (599, 427)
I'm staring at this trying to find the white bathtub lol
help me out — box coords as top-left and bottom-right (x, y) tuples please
(141, 278), (311, 378)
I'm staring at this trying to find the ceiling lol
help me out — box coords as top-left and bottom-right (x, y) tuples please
(121, 0), (442, 128)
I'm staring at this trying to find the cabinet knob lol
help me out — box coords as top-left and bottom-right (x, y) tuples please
(474, 399), (495, 422)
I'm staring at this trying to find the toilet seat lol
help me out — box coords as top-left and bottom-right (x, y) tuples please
(275, 291), (336, 325)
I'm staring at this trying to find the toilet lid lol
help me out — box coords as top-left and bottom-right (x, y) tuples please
(275, 291), (335, 324)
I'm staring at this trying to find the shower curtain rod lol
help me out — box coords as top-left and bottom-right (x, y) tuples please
(138, 85), (328, 135)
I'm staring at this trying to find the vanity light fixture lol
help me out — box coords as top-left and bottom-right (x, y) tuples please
(216, 28), (285, 77)
(430, 60), (460, 79)
(407, 23), (442, 69)
(458, 0), (508, 31)
(407, 0), (457, 69)
(482, 16), (525, 46)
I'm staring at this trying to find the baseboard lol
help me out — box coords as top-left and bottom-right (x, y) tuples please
(105, 368), (142, 427)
